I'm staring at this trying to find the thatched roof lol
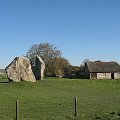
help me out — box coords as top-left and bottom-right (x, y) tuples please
(86, 61), (120, 73)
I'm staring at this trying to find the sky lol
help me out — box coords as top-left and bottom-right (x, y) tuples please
(0, 0), (120, 68)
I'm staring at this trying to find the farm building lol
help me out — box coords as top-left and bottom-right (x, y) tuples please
(83, 61), (120, 79)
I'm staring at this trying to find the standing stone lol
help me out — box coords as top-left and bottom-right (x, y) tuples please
(34, 55), (45, 80)
(5, 56), (36, 82)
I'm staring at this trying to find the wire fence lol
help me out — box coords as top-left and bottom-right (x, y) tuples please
(1, 98), (120, 120)
(0, 100), (15, 120)
(0, 98), (78, 120)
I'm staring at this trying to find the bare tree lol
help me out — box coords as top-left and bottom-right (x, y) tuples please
(26, 42), (61, 65)
(26, 42), (63, 77)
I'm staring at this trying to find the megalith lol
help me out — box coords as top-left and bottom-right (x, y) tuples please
(5, 56), (36, 82)
(34, 55), (45, 80)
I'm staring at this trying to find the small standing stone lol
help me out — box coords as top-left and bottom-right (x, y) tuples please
(34, 55), (45, 80)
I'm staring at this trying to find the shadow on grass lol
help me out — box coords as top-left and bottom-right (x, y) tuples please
(0, 81), (9, 83)
(0, 78), (9, 83)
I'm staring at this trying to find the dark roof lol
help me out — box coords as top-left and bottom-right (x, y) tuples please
(86, 61), (120, 73)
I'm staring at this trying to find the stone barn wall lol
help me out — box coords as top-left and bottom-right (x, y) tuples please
(97, 73), (111, 79)
(114, 72), (120, 79)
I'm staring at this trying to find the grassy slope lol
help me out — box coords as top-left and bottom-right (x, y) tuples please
(0, 78), (120, 120)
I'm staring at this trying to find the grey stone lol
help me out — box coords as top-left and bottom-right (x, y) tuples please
(34, 55), (45, 80)
(5, 56), (36, 82)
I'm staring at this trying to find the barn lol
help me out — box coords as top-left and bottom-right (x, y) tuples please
(83, 61), (120, 79)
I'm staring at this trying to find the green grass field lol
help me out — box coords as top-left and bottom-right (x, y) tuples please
(0, 77), (120, 120)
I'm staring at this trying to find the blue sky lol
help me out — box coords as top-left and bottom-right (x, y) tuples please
(0, 0), (120, 68)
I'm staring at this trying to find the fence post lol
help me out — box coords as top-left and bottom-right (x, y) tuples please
(74, 97), (77, 117)
(16, 100), (19, 120)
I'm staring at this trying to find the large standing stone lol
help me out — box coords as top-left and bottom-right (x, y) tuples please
(5, 56), (36, 82)
(34, 55), (45, 80)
